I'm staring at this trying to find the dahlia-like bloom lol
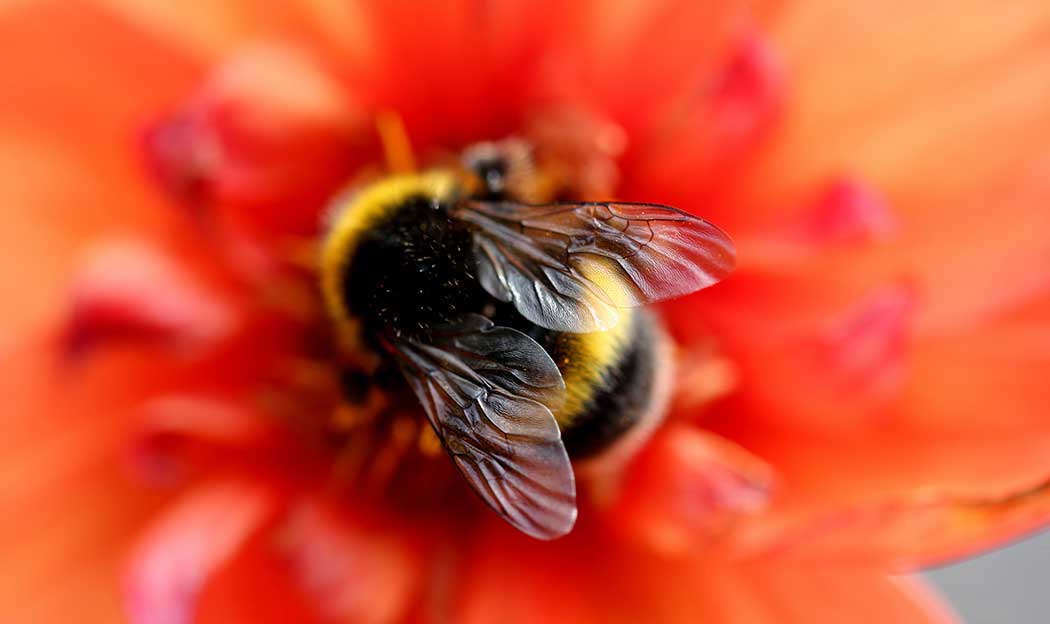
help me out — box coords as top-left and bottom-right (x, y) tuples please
(4, 1), (1050, 622)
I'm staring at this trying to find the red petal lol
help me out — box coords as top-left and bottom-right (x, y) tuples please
(275, 500), (424, 624)
(699, 284), (915, 431)
(129, 395), (278, 486)
(455, 521), (954, 623)
(64, 241), (237, 358)
(707, 32), (786, 154)
(124, 480), (276, 624)
(621, 30), (786, 217)
(571, 1), (754, 137)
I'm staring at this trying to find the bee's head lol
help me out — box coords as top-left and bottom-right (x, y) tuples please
(461, 139), (536, 201)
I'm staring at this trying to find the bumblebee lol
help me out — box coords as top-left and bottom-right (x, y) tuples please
(320, 141), (735, 539)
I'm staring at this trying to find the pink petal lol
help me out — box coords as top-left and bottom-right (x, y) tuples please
(792, 177), (898, 244)
(124, 480), (276, 624)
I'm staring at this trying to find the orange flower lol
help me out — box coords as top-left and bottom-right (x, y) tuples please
(4, 1), (1050, 622)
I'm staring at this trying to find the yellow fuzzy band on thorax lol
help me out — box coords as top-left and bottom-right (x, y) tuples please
(319, 171), (459, 355)
(320, 171), (459, 322)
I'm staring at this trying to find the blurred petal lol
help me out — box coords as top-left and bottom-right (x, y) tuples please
(456, 524), (955, 623)
(787, 178), (898, 246)
(124, 480), (276, 624)
(570, 0), (753, 135)
(744, 476), (1050, 569)
(90, 0), (327, 61)
(276, 501), (424, 624)
(0, 340), (163, 622)
(129, 395), (279, 485)
(145, 43), (373, 237)
(0, 2), (199, 338)
(610, 425), (775, 554)
(64, 241), (238, 357)
(746, 1), (1050, 214)
(624, 31), (786, 210)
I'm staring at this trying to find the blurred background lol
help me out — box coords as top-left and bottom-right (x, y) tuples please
(930, 531), (1050, 623)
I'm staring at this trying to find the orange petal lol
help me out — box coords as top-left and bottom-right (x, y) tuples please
(0, 2), (200, 339)
(742, 476), (1050, 569)
(0, 338), (165, 622)
(124, 480), (277, 624)
(696, 279), (1050, 566)
(89, 0), (331, 61)
(742, 1), (1050, 215)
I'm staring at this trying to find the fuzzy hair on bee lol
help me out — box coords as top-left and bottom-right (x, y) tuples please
(319, 141), (736, 539)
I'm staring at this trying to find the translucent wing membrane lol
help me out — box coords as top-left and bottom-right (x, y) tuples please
(454, 201), (736, 333)
(385, 315), (577, 539)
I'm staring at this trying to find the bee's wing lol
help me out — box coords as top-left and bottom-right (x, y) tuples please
(452, 200), (736, 333)
(385, 314), (576, 539)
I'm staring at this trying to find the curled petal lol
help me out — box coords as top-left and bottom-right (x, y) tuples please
(144, 44), (372, 235)
(742, 475), (1050, 569)
(64, 241), (236, 357)
(610, 425), (775, 554)
(124, 480), (276, 624)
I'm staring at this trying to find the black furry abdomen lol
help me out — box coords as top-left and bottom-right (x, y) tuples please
(345, 195), (488, 337)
